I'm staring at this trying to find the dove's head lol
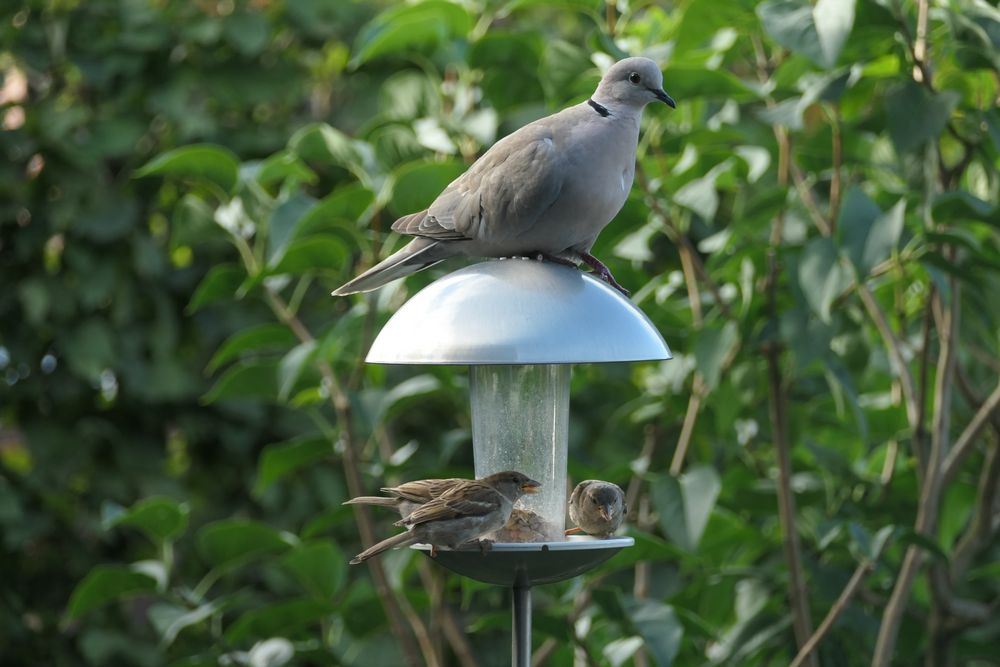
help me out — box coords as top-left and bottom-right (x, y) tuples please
(593, 57), (675, 110)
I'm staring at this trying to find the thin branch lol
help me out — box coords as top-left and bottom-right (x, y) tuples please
(828, 104), (843, 227)
(790, 164), (832, 237)
(950, 441), (1000, 579)
(417, 563), (482, 667)
(857, 284), (919, 429)
(941, 381), (1000, 485)
(263, 287), (429, 667)
(872, 277), (959, 667)
(789, 556), (880, 667)
(671, 376), (705, 475)
(913, 0), (930, 84)
(636, 164), (734, 320)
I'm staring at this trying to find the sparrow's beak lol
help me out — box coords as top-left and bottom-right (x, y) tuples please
(521, 479), (541, 494)
(598, 505), (612, 522)
(650, 87), (676, 108)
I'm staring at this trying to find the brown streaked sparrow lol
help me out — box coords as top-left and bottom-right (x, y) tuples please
(350, 471), (541, 564)
(343, 478), (464, 518)
(566, 480), (627, 538)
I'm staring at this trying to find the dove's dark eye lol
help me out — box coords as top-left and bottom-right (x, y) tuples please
(592, 497), (599, 505)
(628, 72), (641, 84)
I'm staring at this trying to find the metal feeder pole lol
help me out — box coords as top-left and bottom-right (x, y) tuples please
(512, 583), (532, 667)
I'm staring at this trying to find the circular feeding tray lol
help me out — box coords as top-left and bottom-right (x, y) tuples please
(412, 537), (634, 586)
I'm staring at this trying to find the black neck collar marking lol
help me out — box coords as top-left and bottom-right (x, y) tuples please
(587, 99), (610, 117)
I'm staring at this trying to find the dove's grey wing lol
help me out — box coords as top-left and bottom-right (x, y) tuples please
(391, 123), (565, 245)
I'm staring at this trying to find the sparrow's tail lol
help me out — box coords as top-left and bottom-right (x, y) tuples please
(349, 531), (415, 564)
(342, 496), (399, 508)
(332, 238), (444, 296)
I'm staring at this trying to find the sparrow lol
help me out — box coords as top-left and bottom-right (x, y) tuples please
(332, 57), (675, 297)
(350, 471), (541, 564)
(486, 507), (559, 543)
(342, 478), (464, 518)
(566, 480), (627, 538)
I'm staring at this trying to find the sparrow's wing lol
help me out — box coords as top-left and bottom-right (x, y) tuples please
(391, 120), (566, 245)
(383, 478), (462, 503)
(399, 482), (502, 526)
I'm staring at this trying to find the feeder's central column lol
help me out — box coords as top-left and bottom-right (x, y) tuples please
(471, 364), (570, 538)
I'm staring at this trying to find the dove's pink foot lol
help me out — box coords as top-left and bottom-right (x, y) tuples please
(580, 253), (629, 296)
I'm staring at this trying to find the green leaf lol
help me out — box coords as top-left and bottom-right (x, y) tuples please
(650, 466), (721, 551)
(693, 322), (740, 390)
(197, 519), (292, 570)
(281, 540), (345, 599)
(255, 151), (318, 188)
(627, 600), (683, 667)
(267, 194), (318, 265)
(296, 185), (375, 235)
(673, 161), (732, 221)
(67, 565), (158, 619)
(885, 82), (960, 153)
(202, 359), (280, 404)
(932, 191), (998, 225)
(224, 597), (335, 642)
(62, 318), (115, 382)
(222, 10), (269, 57)
(269, 236), (350, 276)
(837, 187), (904, 276)
(758, 1), (825, 67)
(289, 123), (369, 174)
(207, 324), (297, 374)
(758, 0), (854, 69)
(352, 1), (472, 66)
(105, 496), (189, 543)
(797, 237), (853, 323)
(663, 68), (754, 101)
(389, 159), (466, 217)
(255, 437), (331, 495)
(149, 600), (223, 647)
(277, 341), (316, 402)
(135, 144), (240, 193)
(813, 0), (856, 68)
(188, 264), (245, 313)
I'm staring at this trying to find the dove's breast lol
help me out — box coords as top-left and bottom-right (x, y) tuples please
(538, 112), (640, 253)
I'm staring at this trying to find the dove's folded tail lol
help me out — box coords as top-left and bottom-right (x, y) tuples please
(332, 238), (444, 295)
(349, 530), (416, 564)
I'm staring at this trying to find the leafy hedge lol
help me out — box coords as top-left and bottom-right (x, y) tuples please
(2, 0), (999, 665)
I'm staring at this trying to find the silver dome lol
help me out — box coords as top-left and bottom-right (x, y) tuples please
(365, 259), (671, 365)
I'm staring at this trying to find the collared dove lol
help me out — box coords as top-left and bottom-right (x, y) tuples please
(333, 57), (674, 297)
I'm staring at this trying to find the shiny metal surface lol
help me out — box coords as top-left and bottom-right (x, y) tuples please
(412, 536), (634, 586)
(366, 259), (671, 364)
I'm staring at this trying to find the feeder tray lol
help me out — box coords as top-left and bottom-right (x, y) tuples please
(412, 537), (635, 587)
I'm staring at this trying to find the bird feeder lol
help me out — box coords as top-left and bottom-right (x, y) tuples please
(366, 258), (670, 666)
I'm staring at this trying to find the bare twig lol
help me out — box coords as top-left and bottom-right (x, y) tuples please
(789, 553), (883, 667)
(913, 0), (930, 83)
(264, 287), (429, 667)
(636, 164), (734, 320)
(941, 382), (1000, 485)
(828, 104), (843, 227)
(417, 563), (481, 667)
(857, 284), (919, 429)
(872, 277), (959, 667)
(950, 442), (1000, 579)
(671, 376), (706, 475)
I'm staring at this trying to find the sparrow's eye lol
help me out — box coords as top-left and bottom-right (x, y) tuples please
(628, 72), (641, 84)
(592, 498), (599, 505)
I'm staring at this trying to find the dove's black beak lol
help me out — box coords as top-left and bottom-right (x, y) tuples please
(651, 87), (676, 108)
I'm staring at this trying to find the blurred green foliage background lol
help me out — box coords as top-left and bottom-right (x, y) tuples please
(2, 0), (999, 665)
